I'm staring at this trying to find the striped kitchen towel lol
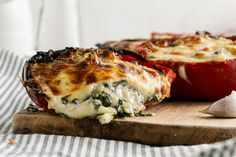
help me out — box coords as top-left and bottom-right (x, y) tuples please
(0, 49), (236, 157)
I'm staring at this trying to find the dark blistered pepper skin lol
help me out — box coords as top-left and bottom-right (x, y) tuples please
(21, 48), (75, 112)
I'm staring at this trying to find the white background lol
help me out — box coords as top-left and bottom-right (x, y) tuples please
(2, 0), (236, 54)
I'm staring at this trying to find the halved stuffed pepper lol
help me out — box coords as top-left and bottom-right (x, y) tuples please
(22, 48), (175, 124)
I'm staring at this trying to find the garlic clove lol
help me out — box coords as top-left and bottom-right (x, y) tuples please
(199, 106), (210, 114)
(225, 91), (236, 117)
(200, 90), (236, 118)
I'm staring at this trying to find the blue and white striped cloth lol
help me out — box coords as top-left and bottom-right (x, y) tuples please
(1, 49), (236, 157)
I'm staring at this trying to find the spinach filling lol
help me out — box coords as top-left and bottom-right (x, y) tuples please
(61, 95), (70, 104)
(61, 94), (80, 105)
(92, 92), (111, 107)
(60, 79), (146, 119)
(112, 79), (127, 87)
(90, 79), (145, 118)
(114, 100), (131, 118)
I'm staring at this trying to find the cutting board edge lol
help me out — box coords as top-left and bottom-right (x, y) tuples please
(12, 110), (236, 146)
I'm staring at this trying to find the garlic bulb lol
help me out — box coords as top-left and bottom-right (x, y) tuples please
(201, 91), (236, 117)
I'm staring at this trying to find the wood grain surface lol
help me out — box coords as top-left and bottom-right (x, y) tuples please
(12, 101), (236, 146)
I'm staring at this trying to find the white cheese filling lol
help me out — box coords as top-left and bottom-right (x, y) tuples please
(47, 79), (148, 124)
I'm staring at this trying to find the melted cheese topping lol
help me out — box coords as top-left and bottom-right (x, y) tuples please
(29, 49), (170, 124)
(138, 34), (236, 62)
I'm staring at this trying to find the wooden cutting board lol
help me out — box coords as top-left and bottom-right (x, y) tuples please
(12, 101), (236, 146)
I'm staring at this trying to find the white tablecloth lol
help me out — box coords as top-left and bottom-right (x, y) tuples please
(1, 49), (236, 157)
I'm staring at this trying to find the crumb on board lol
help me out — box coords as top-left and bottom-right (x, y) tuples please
(8, 138), (16, 145)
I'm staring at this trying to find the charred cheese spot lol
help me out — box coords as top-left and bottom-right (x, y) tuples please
(194, 53), (205, 58)
(151, 47), (159, 52)
(86, 73), (97, 84)
(50, 86), (60, 95)
(170, 52), (183, 55)
(161, 86), (168, 96)
(117, 63), (129, 73)
(202, 47), (210, 51)
(228, 47), (236, 56)
(53, 80), (61, 85)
